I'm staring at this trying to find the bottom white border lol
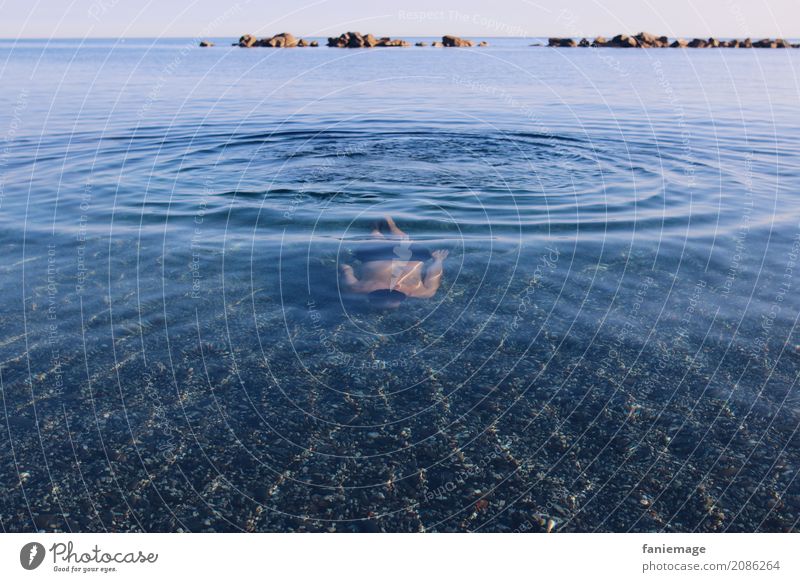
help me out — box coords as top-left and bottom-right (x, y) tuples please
(1, 533), (797, 581)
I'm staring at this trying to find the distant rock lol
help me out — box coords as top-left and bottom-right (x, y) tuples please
(327, 31), (408, 47)
(310, 41), (319, 47)
(432, 41), (444, 47)
(478, 41), (489, 47)
(415, 41), (427, 47)
(578, 38), (590, 47)
(327, 32), (357, 47)
(199, 40), (214, 47)
(707, 37), (720, 47)
(237, 32), (312, 48)
(634, 31), (660, 47)
(548, 37), (576, 47)
(238, 34), (257, 48)
(670, 38), (688, 48)
(609, 34), (638, 47)
(257, 32), (298, 47)
(742, 38), (753, 48)
(753, 38), (777, 48)
(776, 38), (791, 48)
(688, 38), (707, 48)
(379, 38), (410, 47)
(643, 35), (666, 47)
(442, 35), (474, 47)
(592, 36), (607, 47)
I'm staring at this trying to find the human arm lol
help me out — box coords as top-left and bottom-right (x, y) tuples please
(418, 250), (449, 298)
(339, 263), (361, 292)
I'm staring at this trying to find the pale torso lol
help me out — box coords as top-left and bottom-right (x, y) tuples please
(354, 260), (427, 296)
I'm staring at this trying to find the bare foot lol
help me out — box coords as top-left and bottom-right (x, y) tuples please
(383, 214), (407, 238)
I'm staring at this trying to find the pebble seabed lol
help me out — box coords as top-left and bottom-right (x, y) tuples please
(1, 241), (798, 533)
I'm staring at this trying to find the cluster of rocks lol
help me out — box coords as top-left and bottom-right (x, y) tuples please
(426, 36), (488, 47)
(326, 32), (410, 48)
(205, 33), (490, 49)
(233, 33), (318, 48)
(547, 32), (800, 48)
(325, 33), (488, 48)
(441, 35), (482, 47)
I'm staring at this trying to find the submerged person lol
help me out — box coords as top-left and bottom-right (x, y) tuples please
(339, 215), (449, 309)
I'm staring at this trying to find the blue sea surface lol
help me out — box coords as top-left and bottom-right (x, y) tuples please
(0, 37), (799, 532)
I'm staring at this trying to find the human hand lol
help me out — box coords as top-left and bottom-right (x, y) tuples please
(431, 250), (449, 261)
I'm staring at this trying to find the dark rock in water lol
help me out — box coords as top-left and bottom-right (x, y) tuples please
(634, 31), (655, 46)
(707, 37), (720, 47)
(297, 38), (308, 47)
(609, 34), (638, 47)
(442, 35), (474, 47)
(776, 38), (791, 48)
(671, 38), (688, 48)
(753, 38), (777, 48)
(326, 31), (354, 47)
(432, 41), (444, 47)
(548, 37), (576, 47)
(634, 31), (666, 47)
(529, 42), (542, 46)
(199, 40), (214, 47)
(742, 37), (753, 48)
(592, 36), (607, 47)
(310, 40), (319, 47)
(478, 41), (489, 47)
(327, 31), (408, 48)
(688, 38), (708, 48)
(415, 41), (427, 47)
(578, 38), (590, 47)
(238, 34), (256, 48)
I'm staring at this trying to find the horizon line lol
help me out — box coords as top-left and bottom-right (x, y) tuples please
(3, 33), (800, 40)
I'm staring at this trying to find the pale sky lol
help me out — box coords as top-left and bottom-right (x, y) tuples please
(2, 0), (798, 39)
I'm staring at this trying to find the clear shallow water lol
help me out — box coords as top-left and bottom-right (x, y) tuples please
(1, 38), (799, 532)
